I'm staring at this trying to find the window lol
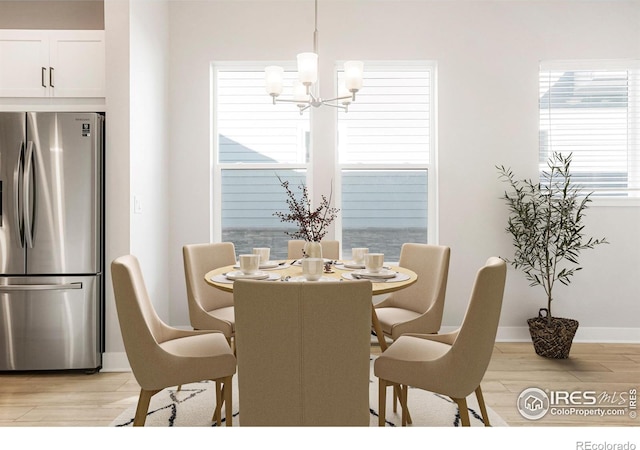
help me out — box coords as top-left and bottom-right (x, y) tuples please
(337, 63), (435, 261)
(539, 61), (640, 197)
(213, 64), (309, 258)
(213, 61), (436, 260)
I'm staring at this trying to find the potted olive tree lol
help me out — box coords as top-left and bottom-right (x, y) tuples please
(497, 152), (608, 358)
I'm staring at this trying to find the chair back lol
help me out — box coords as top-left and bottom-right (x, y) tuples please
(233, 279), (371, 426)
(394, 243), (450, 317)
(111, 255), (173, 388)
(183, 242), (236, 328)
(447, 257), (507, 395)
(287, 240), (340, 260)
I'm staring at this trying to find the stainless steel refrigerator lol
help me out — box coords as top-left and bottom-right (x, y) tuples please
(0, 112), (104, 371)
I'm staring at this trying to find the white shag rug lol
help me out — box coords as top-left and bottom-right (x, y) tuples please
(111, 359), (507, 427)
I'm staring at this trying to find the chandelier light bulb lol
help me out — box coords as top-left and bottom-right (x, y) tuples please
(344, 60), (364, 93)
(297, 52), (319, 86)
(293, 80), (309, 103)
(265, 66), (284, 97)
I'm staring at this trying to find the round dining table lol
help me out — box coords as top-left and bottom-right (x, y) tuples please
(204, 260), (418, 351)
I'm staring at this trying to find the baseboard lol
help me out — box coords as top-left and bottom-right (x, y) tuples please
(102, 326), (639, 372)
(101, 352), (131, 372)
(442, 326), (640, 343)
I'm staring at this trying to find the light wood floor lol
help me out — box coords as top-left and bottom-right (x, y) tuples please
(0, 342), (638, 427)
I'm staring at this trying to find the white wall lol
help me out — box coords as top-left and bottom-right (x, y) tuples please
(4, 0), (636, 371)
(103, 0), (131, 365)
(166, 0), (640, 343)
(100, 1), (640, 368)
(130, 1), (170, 320)
(103, 0), (170, 369)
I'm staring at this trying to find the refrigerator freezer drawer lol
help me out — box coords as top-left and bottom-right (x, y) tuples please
(0, 275), (101, 371)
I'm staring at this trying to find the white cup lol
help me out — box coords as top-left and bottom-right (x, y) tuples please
(351, 247), (369, 264)
(239, 254), (260, 274)
(252, 247), (270, 265)
(364, 253), (384, 273)
(302, 258), (324, 281)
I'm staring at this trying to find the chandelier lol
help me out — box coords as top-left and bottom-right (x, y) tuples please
(264, 0), (364, 114)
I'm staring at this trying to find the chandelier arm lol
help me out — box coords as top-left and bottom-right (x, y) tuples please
(298, 104), (312, 115)
(274, 98), (311, 105)
(319, 101), (347, 111)
(321, 94), (353, 103)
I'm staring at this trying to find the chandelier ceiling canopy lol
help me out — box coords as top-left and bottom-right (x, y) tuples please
(265, 0), (364, 114)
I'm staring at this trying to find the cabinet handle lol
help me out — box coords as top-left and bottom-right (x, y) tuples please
(41, 67), (46, 88)
(49, 67), (54, 88)
(0, 282), (83, 292)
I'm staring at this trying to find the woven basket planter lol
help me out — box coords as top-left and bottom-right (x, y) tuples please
(527, 308), (579, 359)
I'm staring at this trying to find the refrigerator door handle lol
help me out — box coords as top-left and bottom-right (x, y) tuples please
(13, 142), (25, 248)
(0, 282), (83, 292)
(23, 141), (36, 249)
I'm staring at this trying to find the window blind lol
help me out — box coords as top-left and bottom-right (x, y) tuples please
(539, 61), (640, 197)
(216, 68), (309, 164)
(337, 64), (431, 165)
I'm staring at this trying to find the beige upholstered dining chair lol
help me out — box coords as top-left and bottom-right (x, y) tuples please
(183, 242), (236, 347)
(374, 243), (451, 341)
(233, 278), (372, 426)
(374, 244), (450, 417)
(111, 255), (236, 426)
(374, 257), (507, 426)
(287, 239), (340, 260)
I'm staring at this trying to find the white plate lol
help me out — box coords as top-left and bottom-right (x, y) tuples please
(211, 273), (281, 283)
(341, 271), (409, 282)
(234, 261), (283, 270)
(292, 258), (333, 266)
(352, 268), (398, 279)
(287, 276), (340, 282)
(259, 261), (281, 269)
(224, 270), (270, 280)
(336, 262), (394, 271)
(337, 261), (365, 270)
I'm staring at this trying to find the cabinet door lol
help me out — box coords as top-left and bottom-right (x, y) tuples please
(49, 31), (105, 98)
(0, 30), (49, 97)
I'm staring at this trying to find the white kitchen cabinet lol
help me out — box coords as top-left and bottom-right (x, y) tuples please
(0, 30), (105, 98)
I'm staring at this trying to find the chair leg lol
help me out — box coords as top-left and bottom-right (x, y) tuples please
(395, 384), (413, 425)
(378, 379), (387, 426)
(224, 376), (233, 427)
(133, 388), (159, 426)
(212, 380), (222, 425)
(475, 385), (491, 426)
(400, 384), (408, 426)
(454, 397), (471, 426)
(393, 386), (398, 412)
